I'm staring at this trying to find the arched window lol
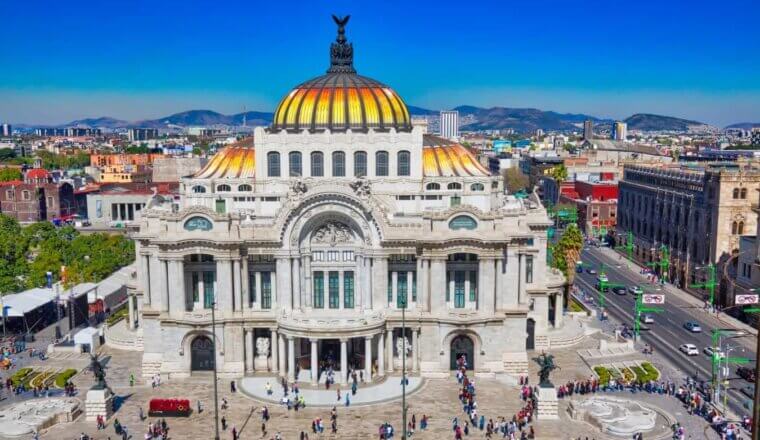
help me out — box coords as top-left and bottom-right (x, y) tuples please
(732, 221), (738, 234)
(375, 151), (389, 176)
(191, 185), (207, 194)
(741, 188), (748, 199)
(311, 152), (324, 177)
(289, 151), (302, 177)
(733, 188), (740, 199)
(426, 182), (441, 191)
(267, 152), (280, 177)
(237, 184), (252, 192)
(397, 151), (411, 176)
(738, 221), (745, 234)
(354, 151), (367, 177)
(470, 183), (485, 191)
(447, 182), (462, 190)
(216, 184), (231, 192)
(332, 151), (346, 177)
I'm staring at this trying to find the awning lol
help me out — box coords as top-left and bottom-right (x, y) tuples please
(1, 288), (57, 318)
(90, 266), (134, 308)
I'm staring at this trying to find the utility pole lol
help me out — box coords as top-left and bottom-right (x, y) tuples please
(633, 293), (663, 340)
(211, 302), (221, 440)
(646, 245), (670, 284)
(615, 231), (635, 261)
(691, 264), (717, 308)
(401, 289), (407, 440)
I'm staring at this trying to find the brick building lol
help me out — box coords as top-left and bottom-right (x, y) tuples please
(0, 168), (76, 222)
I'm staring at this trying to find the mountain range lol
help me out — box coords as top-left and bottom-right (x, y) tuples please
(38, 106), (747, 133)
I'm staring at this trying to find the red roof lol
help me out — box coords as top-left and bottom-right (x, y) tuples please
(0, 180), (23, 186)
(25, 169), (50, 179)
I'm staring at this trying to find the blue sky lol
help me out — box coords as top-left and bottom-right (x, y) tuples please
(1, 0), (758, 126)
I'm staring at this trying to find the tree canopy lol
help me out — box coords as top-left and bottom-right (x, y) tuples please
(0, 214), (134, 293)
(502, 167), (530, 193)
(0, 167), (22, 182)
(549, 224), (584, 282)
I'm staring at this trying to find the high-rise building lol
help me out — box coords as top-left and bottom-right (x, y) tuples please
(35, 128), (67, 136)
(1, 124), (11, 137)
(440, 110), (459, 140)
(535, 128), (544, 138)
(583, 120), (594, 140)
(66, 127), (101, 137)
(128, 128), (159, 142)
(752, 128), (760, 147)
(612, 121), (627, 141)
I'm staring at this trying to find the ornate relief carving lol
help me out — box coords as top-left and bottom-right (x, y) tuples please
(349, 178), (371, 197)
(255, 337), (270, 356)
(290, 180), (308, 196)
(312, 221), (353, 245)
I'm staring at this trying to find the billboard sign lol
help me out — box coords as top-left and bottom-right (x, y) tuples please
(735, 294), (759, 305)
(642, 294), (665, 305)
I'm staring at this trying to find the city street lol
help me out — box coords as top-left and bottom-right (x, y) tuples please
(574, 245), (757, 416)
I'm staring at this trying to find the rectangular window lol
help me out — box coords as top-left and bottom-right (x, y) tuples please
(203, 271), (215, 309)
(111, 204), (118, 220)
(354, 152), (367, 177)
(312, 251), (324, 261)
(5, 190), (13, 200)
(328, 251), (339, 261)
(261, 272), (272, 309)
(344, 271), (354, 308)
(454, 271), (465, 308)
(397, 195), (414, 200)
(469, 271), (477, 302)
(215, 199), (226, 214)
(343, 250), (354, 261)
(192, 272), (199, 303)
(248, 272), (257, 304)
(313, 272), (324, 308)
(526, 255), (534, 284)
(451, 195), (461, 207)
(328, 271), (340, 308)
(47, 196), (54, 208)
(95, 200), (102, 218)
(397, 271), (408, 308)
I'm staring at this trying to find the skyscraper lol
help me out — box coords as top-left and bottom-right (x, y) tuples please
(440, 110), (459, 140)
(583, 120), (594, 140)
(612, 121), (627, 141)
(1, 123), (11, 137)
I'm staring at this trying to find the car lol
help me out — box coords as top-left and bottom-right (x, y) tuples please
(737, 367), (756, 383)
(684, 321), (702, 333)
(628, 285), (644, 296)
(586, 268), (597, 275)
(640, 314), (654, 324)
(741, 384), (755, 398)
(679, 343), (699, 356)
(612, 286), (627, 295)
(576, 265), (584, 273)
(703, 346), (725, 359)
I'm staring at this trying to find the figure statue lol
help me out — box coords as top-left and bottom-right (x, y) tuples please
(255, 337), (270, 357)
(331, 15), (350, 43)
(533, 352), (558, 388)
(89, 353), (108, 390)
(349, 178), (371, 197)
(395, 336), (412, 358)
(290, 180), (308, 196)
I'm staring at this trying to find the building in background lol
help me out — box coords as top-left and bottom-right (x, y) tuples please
(34, 128), (67, 136)
(152, 156), (208, 182)
(0, 167), (76, 222)
(440, 110), (459, 140)
(558, 180), (618, 236)
(187, 127), (221, 137)
(85, 182), (179, 227)
(612, 121), (627, 141)
(66, 128), (101, 137)
(583, 120), (594, 140)
(1, 123), (11, 137)
(752, 128), (760, 147)
(128, 128), (159, 142)
(616, 162), (760, 295)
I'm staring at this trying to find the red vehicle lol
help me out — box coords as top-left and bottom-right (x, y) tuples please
(737, 367), (756, 383)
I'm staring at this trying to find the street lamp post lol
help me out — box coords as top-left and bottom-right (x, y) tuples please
(401, 292), (407, 440)
(211, 302), (221, 440)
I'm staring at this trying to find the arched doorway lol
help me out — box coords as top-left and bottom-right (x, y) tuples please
(191, 336), (215, 371)
(526, 319), (535, 351)
(450, 335), (474, 370)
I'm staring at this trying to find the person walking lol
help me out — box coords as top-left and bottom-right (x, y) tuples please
(231, 425), (237, 439)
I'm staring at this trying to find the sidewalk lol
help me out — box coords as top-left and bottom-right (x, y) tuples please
(597, 247), (758, 337)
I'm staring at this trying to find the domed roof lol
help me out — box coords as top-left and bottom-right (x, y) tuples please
(271, 16), (412, 133)
(26, 168), (50, 180)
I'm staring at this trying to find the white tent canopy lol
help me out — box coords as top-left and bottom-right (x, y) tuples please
(1, 288), (57, 318)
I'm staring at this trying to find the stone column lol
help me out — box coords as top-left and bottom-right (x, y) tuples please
(168, 259), (186, 317)
(287, 337), (296, 382)
(391, 271), (398, 308)
(412, 328), (420, 372)
(127, 295), (135, 330)
(554, 291), (564, 328)
(245, 329), (254, 373)
(233, 258), (242, 311)
(310, 339), (318, 385)
(517, 253), (525, 304)
(377, 331), (385, 377)
(340, 338), (348, 385)
(386, 328), (393, 373)
(479, 258), (495, 313)
(303, 255), (312, 309)
(270, 266), (278, 310)
(278, 333), (287, 376)
(270, 329), (279, 374)
(371, 257), (388, 310)
(276, 258), (292, 310)
(356, 256), (364, 309)
(159, 258), (169, 312)
(502, 248), (519, 308)
(241, 257), (250, 310)
(292, 257), (302, 307)
(141, 254), (152, 306)
(254, 272), (261, 309)
(364, 336), (372, 382)
(216, 259), (233, 314)
(417, 257), (427, 311)
(362, 256), (372, 309)
(430, 258), (446, 313)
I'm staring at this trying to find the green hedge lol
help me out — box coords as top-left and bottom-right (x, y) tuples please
(638, 362), (660, 382)
(107, 306), (129, 327)
(54, 369), (78, 388)
(620, 368), (635, 383)
(10, 368), (33, 387)
(568, 298), (585, 312)
(21, 372), (40, 389)
(594, 366), (611, 386)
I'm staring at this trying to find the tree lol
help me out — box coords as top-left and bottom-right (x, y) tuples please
(550, 224), (584, 283)
(0, 215), (28, 293)
(0, 167), (21, 182)
(0, 149), (16, 161)
(547, 164), (568, 182)
(502, 167), (529, 193)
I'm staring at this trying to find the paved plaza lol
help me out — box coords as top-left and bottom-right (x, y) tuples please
(0, 329), (733, 440)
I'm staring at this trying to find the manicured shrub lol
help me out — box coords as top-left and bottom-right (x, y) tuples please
(54, 369), (78, 388)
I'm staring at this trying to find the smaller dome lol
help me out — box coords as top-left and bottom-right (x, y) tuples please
(26, 168), (50, 180)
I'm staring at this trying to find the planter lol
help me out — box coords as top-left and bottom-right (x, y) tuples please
(148, 398), (191, 417)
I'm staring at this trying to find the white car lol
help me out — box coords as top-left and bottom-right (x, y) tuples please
(628, 286), (644, 296)
(679, 344), (699, 356)
(640, 314), (654, 324)
(703, 347), (725, 359)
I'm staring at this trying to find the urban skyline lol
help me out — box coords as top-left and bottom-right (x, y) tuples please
(1, 0), (758, 126)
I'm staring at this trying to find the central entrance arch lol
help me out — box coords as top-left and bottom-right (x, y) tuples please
(450, 335), (474, 370)
(191, 336), (215, 371)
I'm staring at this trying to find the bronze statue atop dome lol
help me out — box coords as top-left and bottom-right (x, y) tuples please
(328, 14), (355, 74)
(332, 15), (350, 43)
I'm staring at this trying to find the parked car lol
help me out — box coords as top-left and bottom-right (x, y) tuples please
(628, 286), (644, 296)
(640, 314), (654, 324)
(679, 343), (699, 356)
(612, 286), (627, 295)
(576, 265), (584, 274)
(684, 321), (702, 333)
(737, 366), (756, 382)
(586, 268), (597, 275)
(703, 346), (725, 359)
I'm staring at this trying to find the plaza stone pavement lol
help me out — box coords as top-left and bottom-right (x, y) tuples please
(24, 338), (723, 440)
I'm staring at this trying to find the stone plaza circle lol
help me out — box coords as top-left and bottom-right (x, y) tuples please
(124, 16), (566, 386)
